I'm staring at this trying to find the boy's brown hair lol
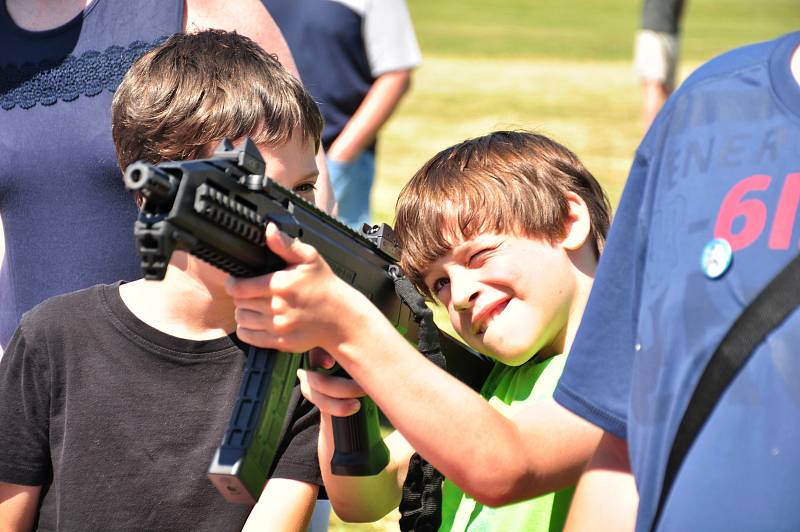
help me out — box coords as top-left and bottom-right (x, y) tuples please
(112, 29), (323, 172)
(395, 130), (611, 298)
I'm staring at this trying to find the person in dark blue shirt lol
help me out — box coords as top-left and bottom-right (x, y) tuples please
(263, 0), (421, 228)
(556, 32), (800, 531)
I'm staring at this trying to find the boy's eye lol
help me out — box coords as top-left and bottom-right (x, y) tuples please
(468, 248), (491, 266)
(293, 182), (317, 195)
(292, 182), (317, 201)
(432, 277), (450, 295)
(467, 242), (501, 266)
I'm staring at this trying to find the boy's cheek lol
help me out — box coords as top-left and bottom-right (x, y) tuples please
(449, 309), (471, 338)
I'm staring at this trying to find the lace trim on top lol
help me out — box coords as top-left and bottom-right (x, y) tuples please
(0, 37), (165, 110)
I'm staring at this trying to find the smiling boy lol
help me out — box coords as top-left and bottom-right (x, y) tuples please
(0, 30), (325, 531)
(227, 131), (611, 530)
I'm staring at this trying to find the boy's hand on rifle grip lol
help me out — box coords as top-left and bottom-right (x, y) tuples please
(297, 350), (365, 418)
(225, 222), (356, 353)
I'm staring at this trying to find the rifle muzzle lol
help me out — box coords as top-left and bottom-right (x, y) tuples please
(124, 161), (179, 211)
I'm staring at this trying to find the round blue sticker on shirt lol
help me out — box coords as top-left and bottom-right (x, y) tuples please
(701, 238), (733, 279)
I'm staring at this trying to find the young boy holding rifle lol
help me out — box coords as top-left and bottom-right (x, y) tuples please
(227, 130), (612, 530)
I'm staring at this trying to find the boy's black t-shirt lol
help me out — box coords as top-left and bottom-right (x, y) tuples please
(0, 283), (321, 531)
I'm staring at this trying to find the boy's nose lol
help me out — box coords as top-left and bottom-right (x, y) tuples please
(450, 273), (479, 313)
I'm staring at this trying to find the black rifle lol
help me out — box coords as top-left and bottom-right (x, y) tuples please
(123, 138), (492, 504)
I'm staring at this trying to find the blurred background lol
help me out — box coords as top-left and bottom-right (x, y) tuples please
(331, 0), (798, 529)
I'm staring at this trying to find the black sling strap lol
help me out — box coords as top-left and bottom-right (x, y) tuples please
(651, 253), (800, 531)
(388, 266), (446, 532)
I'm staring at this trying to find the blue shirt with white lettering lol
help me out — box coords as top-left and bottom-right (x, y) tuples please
(555, 32), (800, 531)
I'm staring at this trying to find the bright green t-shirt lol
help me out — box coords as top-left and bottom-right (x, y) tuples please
(439, 354), (574, 532)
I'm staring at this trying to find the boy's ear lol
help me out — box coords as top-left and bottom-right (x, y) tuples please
(560, 191), (592, 251)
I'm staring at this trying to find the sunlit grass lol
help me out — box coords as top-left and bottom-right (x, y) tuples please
(372, 55), (646, 231)
(406, 0), (799, 61)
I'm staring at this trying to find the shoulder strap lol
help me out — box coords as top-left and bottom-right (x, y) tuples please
(651, 253), (800, 530)
(389, 267), (445, 532)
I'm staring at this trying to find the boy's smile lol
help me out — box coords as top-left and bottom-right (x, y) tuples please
(473, 299), (509, 336)
(424, 232), (581, 366)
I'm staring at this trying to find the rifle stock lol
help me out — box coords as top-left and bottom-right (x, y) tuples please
(123, 138), (491, 504)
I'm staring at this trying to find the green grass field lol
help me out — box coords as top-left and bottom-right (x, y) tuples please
(331, 2), (798, 530)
